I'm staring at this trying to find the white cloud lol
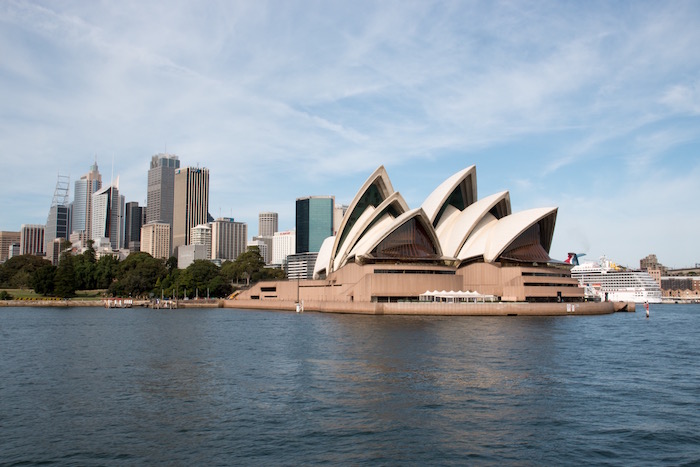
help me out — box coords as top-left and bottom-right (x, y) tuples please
(1, 0), (699, 262)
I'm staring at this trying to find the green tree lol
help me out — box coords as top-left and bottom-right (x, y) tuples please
(108, 252), (167, 297)
(31, 264), (57, 296)
(224, 247), (264, 286)
(162, 268), (182, 298)
(165, 256), (178, 274)
(73, 240), (98, 290)
(54, 249), (77, 298)
(220, 247), (284, 288)
(0, 290), (14, 300)
(73, 254), (96, 290)
(181, 260), (232, 298)
(0, 255), (52, 288)
(175, 268), (195, 298)
(94, 255), (119, 289)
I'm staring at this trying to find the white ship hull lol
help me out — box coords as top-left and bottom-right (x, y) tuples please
(571, 256), (663, 304)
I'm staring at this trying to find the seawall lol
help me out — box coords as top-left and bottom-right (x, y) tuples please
(0, 299), (103, 307)
(225, 299), (623, 316)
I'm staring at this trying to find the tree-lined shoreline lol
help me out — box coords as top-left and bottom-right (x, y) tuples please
(0, 241), (283, 300)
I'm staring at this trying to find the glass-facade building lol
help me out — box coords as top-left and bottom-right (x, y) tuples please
(72, 163), (102, 238)
(45, 204), (71, 264)
(124, 202), (144, 252)
(296, 196), (334, 253)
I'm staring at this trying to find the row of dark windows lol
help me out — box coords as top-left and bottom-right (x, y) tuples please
(523, 283), (580, 288)
(526, 296), (585, 303)
(374, 269), (456, 275)
(522, 272), (570, 278)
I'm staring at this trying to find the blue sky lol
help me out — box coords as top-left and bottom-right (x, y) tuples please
(1, 0), (699, 268)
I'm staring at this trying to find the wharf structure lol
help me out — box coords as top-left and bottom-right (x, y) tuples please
(229, 166), (617, 315)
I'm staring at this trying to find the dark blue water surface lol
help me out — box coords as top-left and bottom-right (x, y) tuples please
(1, 304), (699, 465)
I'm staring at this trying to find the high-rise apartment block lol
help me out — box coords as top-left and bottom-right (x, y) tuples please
(272, 230), (296, 266)
(296, 196), (334, 253)
(211, 217), (247, 261)
(146, 153), (180, 224)
(190, 224), (212, 259)
(173, 167), (209, 251)
(20, 224), (45, 256)
(124, 202), (144, 252)
(140, 222), (171, 260)
(258, 212), (278, 237)
(72, 162), (102, 238)
(0, 231), (20, 262)
(91, 182), (125, 250)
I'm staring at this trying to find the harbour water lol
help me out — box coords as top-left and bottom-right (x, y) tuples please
(1, 304), (699, 465)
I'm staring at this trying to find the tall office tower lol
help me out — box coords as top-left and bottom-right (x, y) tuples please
(20, 224), (45, 256)
(0, 231), (21, 262)
(172, 167), (209, 251)
(190, 224), (212, 259)
(91, 181), (125, 250)
(272, 230), (296, 266)
(258, 212), (278, 237)
(334, 204), (349, 235)
(296, 196), (334, 253)
(72, 162), (102, 238)
(45, 174), (71, 265)
(210, 217), (248, 261)
(140, 222), (171, 260)
(146, 153), (180, 225)
(124, 202), (144, 252)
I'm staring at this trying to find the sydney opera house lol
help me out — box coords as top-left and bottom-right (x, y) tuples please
(233, 165), (591, 313)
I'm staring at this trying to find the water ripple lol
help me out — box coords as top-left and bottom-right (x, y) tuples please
(1, 305), (699, 465)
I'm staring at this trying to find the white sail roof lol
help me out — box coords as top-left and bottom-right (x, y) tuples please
(317, 166), (558, 272)
(421, 165), (476, 226)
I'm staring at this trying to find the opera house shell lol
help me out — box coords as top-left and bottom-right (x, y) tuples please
(237, 165), (584, 306)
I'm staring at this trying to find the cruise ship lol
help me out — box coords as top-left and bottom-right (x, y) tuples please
(567, 254), (663, 303)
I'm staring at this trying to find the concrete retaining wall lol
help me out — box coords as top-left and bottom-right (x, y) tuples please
(225, 299), (620, 316)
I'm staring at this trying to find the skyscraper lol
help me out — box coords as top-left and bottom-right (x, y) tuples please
(259, 212), (278, 237)
(72, 162), (102, 238)
(20, 224), (45, 256)
(91, 181), (125, 250)
(172, 166), (209, 251)
(211, 217), (247, 261)
(296, 196), (334, 253)
(272, 229), (295, 266)
(190, 224), (212, 259)
(140, 222), (170, 260)
(124, 202), (144, 252)
(146, 153), (180, 225)
(45, 174), (71, 265)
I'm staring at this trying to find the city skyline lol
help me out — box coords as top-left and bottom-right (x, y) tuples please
(2, 1), (700, 268)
